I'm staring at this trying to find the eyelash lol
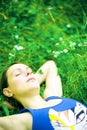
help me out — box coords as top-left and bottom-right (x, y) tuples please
(15, 71), (33, 77)
(15, 73), (21, 76)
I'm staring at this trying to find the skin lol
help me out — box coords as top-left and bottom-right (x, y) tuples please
(0, 60), (62, 130)
(3, 64), (40, 103)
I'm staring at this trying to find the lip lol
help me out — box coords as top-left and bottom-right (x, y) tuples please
(27, 77), (36, 82)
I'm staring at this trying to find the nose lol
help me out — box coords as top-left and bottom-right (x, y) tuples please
(26, 72), (31, 76)
(25, 67), (33, 76)
(26, 70), (33, 76)
(27, 72), (29, 76)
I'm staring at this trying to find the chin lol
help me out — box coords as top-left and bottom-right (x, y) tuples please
(29, 82), (40, 89)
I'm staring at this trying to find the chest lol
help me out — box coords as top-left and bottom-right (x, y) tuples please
(31, 102), (87, 130)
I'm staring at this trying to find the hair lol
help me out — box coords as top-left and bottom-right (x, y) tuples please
(0, 63), (23, 112)
(0, 63), (17, 91)
(0, 68), (8, 91)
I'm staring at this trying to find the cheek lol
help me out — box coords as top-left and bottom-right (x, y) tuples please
(9, 78), (27, 94)
(14, 77), (26, 87)
(9, 76), (26, 88)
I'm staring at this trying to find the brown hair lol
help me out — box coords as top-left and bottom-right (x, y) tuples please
(0, 68), (8, 91)
(0, 63), (23, 111)
(0, 63), (18, 91)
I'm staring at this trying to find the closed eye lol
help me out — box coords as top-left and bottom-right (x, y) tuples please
(15, 72), (21, 76)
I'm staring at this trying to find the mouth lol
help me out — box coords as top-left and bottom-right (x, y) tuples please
(27, 77), (36, 82)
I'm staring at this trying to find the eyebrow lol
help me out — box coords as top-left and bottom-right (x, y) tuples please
(10, 68), (21, 75)
(11, 66), (32, 75)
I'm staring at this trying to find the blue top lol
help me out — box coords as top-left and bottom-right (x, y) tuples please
(19, 96), (87, 130)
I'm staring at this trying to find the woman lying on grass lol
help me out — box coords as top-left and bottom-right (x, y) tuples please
(0, 60), (87, 130)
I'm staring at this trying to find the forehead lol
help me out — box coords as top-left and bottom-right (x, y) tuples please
(7, 63), (29, 75)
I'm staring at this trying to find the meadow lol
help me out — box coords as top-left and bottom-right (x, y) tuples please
(0, 0), (87, 116)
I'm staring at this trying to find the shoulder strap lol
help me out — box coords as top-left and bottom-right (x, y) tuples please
(45, 96), (62, 101)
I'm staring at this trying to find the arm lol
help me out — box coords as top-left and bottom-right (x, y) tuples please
(36, 60), (63, 99)
(0, 113), (32, 130)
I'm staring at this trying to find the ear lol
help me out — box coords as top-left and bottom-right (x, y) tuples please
(3, 88), (13, 97)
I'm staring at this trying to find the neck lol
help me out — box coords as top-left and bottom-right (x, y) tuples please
(19, 95), (46, 109)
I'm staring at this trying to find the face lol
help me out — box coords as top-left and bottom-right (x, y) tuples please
(5, 63), (40, 100)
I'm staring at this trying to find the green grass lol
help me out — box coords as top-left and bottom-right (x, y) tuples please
(0, 0), (87, 116)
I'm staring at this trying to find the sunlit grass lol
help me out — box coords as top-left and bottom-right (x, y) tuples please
(0, 0), (87, 116)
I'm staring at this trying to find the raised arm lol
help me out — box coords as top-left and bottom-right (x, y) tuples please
(36, 60), (63, 99)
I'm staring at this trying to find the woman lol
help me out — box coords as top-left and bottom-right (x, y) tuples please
(0, 60), (87, 130)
